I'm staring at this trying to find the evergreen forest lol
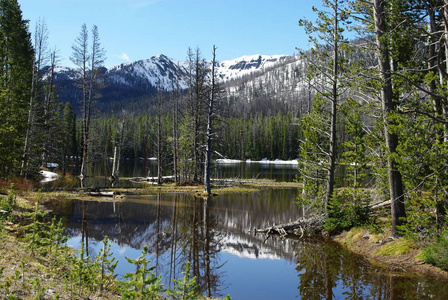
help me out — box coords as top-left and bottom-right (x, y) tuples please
(3, 0), (448, 281)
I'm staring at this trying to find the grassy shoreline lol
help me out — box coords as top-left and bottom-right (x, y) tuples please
(333, 227), (448, 280)
(2, 181), (448, 298)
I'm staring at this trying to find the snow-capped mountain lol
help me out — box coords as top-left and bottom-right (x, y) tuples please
(53, 53), (302, 113)
(106, 54), (190, 91)
(103, 53), (294, 90)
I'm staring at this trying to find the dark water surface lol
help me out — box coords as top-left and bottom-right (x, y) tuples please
(46, 188), (448, 299)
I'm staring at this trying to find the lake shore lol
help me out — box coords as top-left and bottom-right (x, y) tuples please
(333, 227), (448, 280)
(2, 182), (448, 298)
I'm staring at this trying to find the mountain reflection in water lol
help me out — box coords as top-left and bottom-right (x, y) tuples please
(47, 189), (448, 299)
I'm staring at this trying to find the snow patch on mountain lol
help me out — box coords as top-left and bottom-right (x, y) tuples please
(217, 54), (290, 81)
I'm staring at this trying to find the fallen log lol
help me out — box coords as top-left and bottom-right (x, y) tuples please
(254, 215), (325, 238)
(368, 200), (391, 210)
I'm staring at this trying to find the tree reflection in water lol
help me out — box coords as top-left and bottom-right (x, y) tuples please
(49, 190), (448, 299)
(294, 236), (448, 299)
(64, 193), (227, 297)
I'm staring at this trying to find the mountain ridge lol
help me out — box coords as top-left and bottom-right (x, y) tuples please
(103, 53), (294, 89)
(52, 53), (301, 113)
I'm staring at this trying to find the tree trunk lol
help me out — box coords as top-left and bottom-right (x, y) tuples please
(204, 46), (217, 196)
(373, 0), (406, 237)
(443, 1), (448, 142)
(426, 3), (442, 120)
(172, 79), (180, 184)
(112, 145), (119, 179)
(21, 58), (36, 177)
(157, 93), (162, 185)
(325, 0), (339, 209)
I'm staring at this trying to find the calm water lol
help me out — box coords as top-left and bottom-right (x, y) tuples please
(43, 161), (448, 299)
(46, 189), (448, 299)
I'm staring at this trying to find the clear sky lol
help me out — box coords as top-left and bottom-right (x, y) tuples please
(19, 0), (319, 68)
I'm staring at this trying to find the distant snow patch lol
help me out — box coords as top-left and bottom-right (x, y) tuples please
(215, 158), (298, 165)
(215, 159), (242, 164)
(246, 159), (298, 165)
(40, 170), (59, 183)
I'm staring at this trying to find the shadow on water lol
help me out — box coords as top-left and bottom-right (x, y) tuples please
(45, 189), (448, 300)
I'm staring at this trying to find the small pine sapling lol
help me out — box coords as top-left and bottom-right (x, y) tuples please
(21, 193), (49, 256)
(95, 236), (118, 294)
(121, 245), (165, 299)
(47, 216), (68, 255)
(167, 261), (200, 300)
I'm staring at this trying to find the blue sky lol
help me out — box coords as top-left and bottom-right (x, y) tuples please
(19, 0), (319, 68)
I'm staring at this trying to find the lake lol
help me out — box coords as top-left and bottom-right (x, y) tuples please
(43, 160), (448, 299)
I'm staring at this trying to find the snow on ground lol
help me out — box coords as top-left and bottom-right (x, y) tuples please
(217, 54), (290, 82)
(246, 159), (298, 165)
(39, 170), (59, 183)
(215, 159), (243, 164)
(215, 158), (298, 165)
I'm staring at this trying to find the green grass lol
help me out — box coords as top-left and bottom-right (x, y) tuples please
(374, 238), (415, 256)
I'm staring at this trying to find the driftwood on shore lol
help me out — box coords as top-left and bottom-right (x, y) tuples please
(254, 215), (325, 238)
(255, 199), (392, 240)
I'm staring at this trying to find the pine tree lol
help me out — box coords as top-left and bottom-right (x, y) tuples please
(298, 0), (352, 210)
(182, 47), (210, 183)
(62, 102), (76, 174)
(372, 0), (409, 236)
(0, 0), (34, 177)
(167, 261), (200, 300)
(21, 18), (48, 177)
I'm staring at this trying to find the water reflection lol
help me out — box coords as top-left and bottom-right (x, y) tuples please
(46, 190), (448, 299)
(295, 236), (448, 300)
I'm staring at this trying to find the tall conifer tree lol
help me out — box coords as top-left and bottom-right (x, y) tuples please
(0, 0), (34, 177)
(298, 0), (352, 212)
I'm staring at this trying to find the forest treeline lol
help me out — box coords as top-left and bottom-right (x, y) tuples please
(87, 112), (301, 163)
(3, 0), (448, 254)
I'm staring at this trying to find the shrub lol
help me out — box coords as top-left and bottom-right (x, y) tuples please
(324, 188), (372, 235)
(421, 232), (448, 271)
(0, 184), (16, 214)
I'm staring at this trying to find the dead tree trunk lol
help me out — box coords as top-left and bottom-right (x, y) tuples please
(204, 46), (218, 196)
